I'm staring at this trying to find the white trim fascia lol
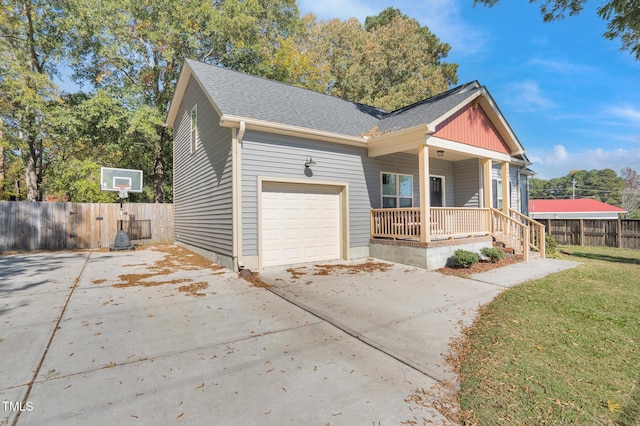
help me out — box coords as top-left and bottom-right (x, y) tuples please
(166, 61), (225, 128)
(220, 115), (367, 147)
(426, 136), (513, 162)
(427, 91), (482, 131)
(476, 90), (524, 155)
(367, 124), (429, 157)
(427, 88), (525, 157)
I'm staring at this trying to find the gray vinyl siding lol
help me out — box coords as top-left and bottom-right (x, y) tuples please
(241, 132), (427, 256)
(453, 159), (480, 207)
(510, 166), (520, 213)
(491, 163), (523, 211)
(173, 77), (233, 256)
(429, 158), (455, 207)
(520, 173), (529, 214)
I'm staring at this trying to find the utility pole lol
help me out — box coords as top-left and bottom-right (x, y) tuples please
(572, 179), (576, 199)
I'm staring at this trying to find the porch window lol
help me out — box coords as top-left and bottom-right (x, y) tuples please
(381, 172), (413, 208)
(496, 178), (503, 209)
(190, 105), (199, 154)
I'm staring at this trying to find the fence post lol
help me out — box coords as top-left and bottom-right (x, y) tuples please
(579, 219), (584, 246)
(617, 218), (622, 248)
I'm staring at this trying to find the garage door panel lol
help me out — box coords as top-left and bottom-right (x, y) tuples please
(262, 183), (341, 267)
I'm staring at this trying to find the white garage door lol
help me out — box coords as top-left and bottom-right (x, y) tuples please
(261, 183), (341, 267)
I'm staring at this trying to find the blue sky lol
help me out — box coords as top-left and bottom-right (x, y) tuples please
(297, 0), (640, 179)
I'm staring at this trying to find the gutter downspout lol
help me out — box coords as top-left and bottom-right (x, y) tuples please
(232, 121), (246, 271)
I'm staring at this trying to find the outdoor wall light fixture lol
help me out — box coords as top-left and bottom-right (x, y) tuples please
(437, 150), (445, 157)
(304, 156), (316, 168)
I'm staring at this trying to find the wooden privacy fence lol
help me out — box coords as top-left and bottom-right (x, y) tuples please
(537, 218), (640, 249)
(0, 202), (174, 252)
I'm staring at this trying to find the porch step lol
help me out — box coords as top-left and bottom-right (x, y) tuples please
(492, 239), (517, 258)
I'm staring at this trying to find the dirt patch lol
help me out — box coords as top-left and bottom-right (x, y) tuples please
(178, 281), (209, 297)
(114, 277), (192, 289)
(312, 260), (392, 276)
(92, 279), (107, 285)
(239, 270), (272, 289)
(110, 244), (223, 296)
(151, 245), (225, 273)
(436, 257), (521, 278)
(286, 267), (307, 279)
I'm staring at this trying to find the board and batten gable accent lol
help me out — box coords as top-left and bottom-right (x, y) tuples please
(433, 102), (511, 155)
(173, 76), (234, 268)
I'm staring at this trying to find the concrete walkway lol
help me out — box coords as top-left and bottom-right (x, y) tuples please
(2, 247), (466, 425)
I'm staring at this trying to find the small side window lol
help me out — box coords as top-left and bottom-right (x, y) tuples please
(190, 105), (198, 153)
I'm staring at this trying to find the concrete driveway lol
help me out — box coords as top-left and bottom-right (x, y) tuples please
(1, 246), (451, 425)
(258, 257), (580, 386)
(1, 246), (579, 425)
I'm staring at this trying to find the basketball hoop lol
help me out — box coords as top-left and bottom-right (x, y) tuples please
(116, 184), (131, 199)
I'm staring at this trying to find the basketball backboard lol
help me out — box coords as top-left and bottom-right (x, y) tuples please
(100, 167), (143, 193)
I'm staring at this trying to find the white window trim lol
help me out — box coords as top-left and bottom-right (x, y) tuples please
(190, 104), (199, 154)
(380, 171), (414, 208)
(430, 174), (446, 207)
(496, 178), (503, 209)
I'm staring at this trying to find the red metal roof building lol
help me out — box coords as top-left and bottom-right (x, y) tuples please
(528, 198), (626, 219)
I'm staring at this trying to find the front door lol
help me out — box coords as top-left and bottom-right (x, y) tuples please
(430, 177), (444, 207)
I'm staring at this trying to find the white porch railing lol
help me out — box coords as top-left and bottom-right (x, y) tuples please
(370, 207), (492, 240)
(370, 207), (421, 240)
(430, 208), (491, 237)
(370, 207), (543, 261)
(490, 208), (529, 261)
(509, 208), (546, 258)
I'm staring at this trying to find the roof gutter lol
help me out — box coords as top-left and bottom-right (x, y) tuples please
(220, 114), (368, 147)
(231, 120), (245, 271)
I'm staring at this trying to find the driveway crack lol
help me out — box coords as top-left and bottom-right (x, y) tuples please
(12, 252), (92, 426)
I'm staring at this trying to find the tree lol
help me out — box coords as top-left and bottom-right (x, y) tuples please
(621, 166), (640, 217)
(68, 0), (303, 203)
(293, 8), (458, 111)
(473, 0), (640, 60)
(0, 0), (70, 201)
(527, 169), (626, 206)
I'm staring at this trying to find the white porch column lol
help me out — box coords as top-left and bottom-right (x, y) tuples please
(482, 158), (492, 209)
(418, 144), (430, 243)
(501, 161), (510, 213)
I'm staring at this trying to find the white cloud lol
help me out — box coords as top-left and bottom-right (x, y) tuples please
(400, 0), (487, 57)
(505, 80), (556, 112)
(528, 144), (640, 179)
(296, 0), (377, 21)
(607, 105), (640, 122)
(527, 58), (597, 75)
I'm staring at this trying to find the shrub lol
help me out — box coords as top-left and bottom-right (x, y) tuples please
(480, 247), (504, 263)
(545, 234), (560, 259)
(450, 249), (479, 268)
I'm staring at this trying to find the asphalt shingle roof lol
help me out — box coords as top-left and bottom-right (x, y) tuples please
(185, 59), (482, 137)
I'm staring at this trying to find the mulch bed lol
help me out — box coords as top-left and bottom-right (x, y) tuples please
(436, 257), (521, 278)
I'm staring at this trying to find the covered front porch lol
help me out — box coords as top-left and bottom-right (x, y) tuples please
(366, 128), (545, 267)
(369, 206), (545, 267)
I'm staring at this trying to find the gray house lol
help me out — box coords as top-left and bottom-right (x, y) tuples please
(166, 59), (544, 271)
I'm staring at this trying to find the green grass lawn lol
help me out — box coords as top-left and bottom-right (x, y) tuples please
(458, 245), (640, 425)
